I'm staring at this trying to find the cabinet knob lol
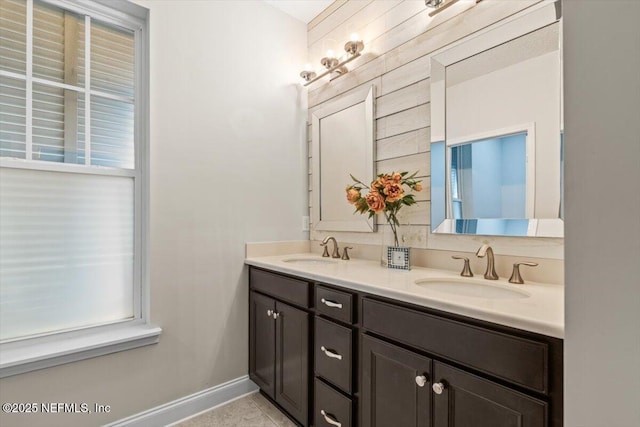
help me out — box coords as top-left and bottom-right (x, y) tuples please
(272, 312), (279, 319)
(320, 409), (342, 427)
(415, 375), (429, 387)
(266, 309), (273, 317)
(432, 382), (446, 395)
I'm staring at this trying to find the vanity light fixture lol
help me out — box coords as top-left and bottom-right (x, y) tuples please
(425, 0), (459, 16)
(425, 0), (483, 17)
(299, 63), (316, 83)
(299, 35), (364, 86)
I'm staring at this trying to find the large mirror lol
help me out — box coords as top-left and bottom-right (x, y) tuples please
(431, 3), (563, 238)
(312, 86), (375, 232)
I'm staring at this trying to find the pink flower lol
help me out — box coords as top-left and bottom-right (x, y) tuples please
(366, 191), (385, 213)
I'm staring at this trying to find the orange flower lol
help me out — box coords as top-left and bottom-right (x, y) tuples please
(383, 182), (404, 202)
(414, 183), (423, 192)
(391, 172), (402, 183)
(346, 188), (360, 204)
(366, 191), (385, 213)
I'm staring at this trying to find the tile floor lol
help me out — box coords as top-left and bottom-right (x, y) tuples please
(173, 392), (297, 427)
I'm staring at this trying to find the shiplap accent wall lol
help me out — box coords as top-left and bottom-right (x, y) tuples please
(306, 0), (565, 267)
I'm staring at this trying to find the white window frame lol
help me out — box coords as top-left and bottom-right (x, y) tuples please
(0, 0), (159, 378)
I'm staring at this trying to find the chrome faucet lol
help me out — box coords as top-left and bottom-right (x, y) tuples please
(476, 244), (499, 280)
(321, 236), (341, 258)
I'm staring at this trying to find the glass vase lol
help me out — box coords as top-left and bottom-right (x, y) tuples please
(380, 223), (412, 270)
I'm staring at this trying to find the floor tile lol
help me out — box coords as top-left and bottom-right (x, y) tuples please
(250, 393), (298, 427)
(174, 393), (294, 427)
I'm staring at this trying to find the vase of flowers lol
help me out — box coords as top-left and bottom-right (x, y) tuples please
(346, 171), (422, 269)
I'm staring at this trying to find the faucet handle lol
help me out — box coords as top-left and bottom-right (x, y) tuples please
(342, 247), (353, 260)
(452, 256), (473, 277)
(320, 243), (330, 257)
(509, 262), (539, 284)
(332, 246), (341, 259)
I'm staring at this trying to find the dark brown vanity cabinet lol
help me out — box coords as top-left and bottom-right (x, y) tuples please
(248, 267), (563, 427)
(249, 269), (311, 426)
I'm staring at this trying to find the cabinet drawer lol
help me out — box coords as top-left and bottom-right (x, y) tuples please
(250, 268), (310, 308)
(361, 298), (549, 393)
(315, 378), (352, 427)
(316, 285), (354, 324)
(315, 316), (353, 394)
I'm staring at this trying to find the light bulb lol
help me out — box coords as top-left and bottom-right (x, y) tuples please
(326, 49), (335, 59)
(304, 63), (313, 72)
(350, 33), (360, 42)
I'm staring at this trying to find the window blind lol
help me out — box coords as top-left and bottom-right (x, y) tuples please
(0, 0), (134, 168)
(0, 167), (135, 341)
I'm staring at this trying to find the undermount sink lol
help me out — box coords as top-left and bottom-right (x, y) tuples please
(415, 278), (530, 299)
(282, 258), (338, 265)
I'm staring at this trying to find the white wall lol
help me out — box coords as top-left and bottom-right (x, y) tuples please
(564, 1), (640, 426)
(0, 1), (307, 426)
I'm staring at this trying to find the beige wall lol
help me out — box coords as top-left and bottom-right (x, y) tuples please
(564, 1), (640, 425)
(0, 1), (307, 426)
(307, 0), (565, 281)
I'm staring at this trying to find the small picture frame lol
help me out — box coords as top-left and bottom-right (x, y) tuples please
(387, 246), (411, 270)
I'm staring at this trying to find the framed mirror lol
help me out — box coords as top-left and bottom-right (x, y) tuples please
(430, 3), (563, 238)
(312, 85), (376, 232)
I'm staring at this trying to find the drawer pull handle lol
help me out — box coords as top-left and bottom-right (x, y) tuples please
(432, 382), (446, 395)
(415, 374), (429, 387)
(321, 298), (343, 309)
(320, 409), (342, 427)
(320, 346), (343, 360)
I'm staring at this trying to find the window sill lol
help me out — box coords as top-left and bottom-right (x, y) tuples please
(0, 322), (162, 378)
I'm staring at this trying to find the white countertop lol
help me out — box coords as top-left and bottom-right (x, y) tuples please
(245, 253), (564, 339)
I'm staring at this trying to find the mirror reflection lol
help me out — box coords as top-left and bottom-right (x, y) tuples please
(430, 11), (563, 238)
(450, 132), (528, 220)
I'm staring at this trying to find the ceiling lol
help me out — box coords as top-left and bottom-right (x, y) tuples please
(263, 0), (334, 24)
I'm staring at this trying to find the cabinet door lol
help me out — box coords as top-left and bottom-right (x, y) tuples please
(275, 301), (310, 426)
(361, 334), (432, 427)
(432, 361), (547, 427)
(249, 292), (276, 398)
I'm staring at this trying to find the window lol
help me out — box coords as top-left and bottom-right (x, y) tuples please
(0, 0), (157, 377)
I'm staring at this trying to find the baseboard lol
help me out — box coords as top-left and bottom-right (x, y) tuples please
(105, 376), (259, 427)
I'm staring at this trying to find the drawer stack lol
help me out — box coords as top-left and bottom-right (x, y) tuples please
(314, 285), (356, 427)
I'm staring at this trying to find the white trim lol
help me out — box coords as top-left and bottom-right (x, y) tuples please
(30, 77), (135, 104)
(41, 0), (146, 31)
(0, 70), (27, 81)
(0, 322), (161, 378)
(105, 376), (259, 427)
(0, 157), (137, 177)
